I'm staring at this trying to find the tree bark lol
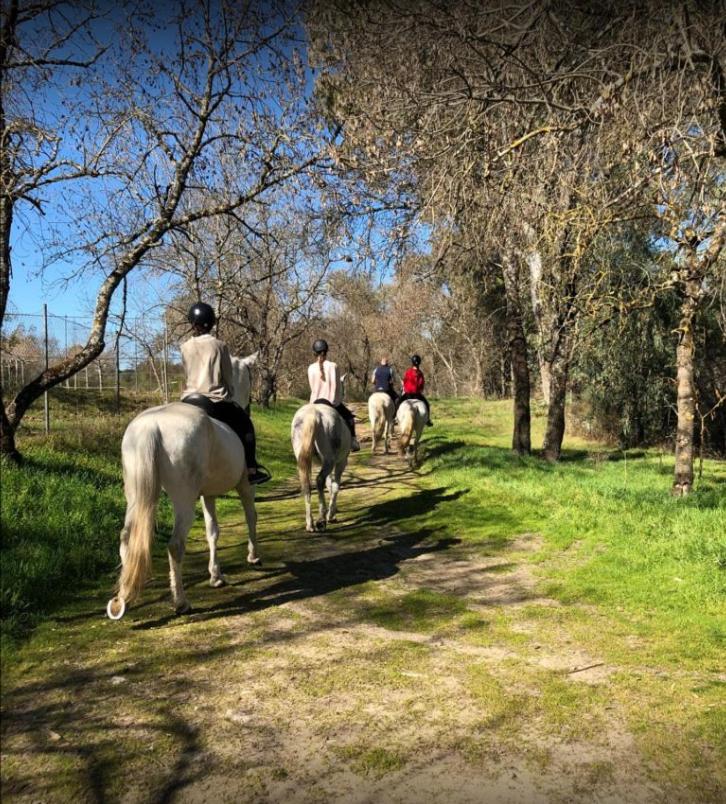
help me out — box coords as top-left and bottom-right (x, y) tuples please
(501, 252), (531, 455)
(672, 219), (726, 495)
(542, 344), (570, 461)
(525, 233), (552, 404)
(259, 370), (276, 409)
(672, 287), (698, 495)
(0, 3), (19, 461)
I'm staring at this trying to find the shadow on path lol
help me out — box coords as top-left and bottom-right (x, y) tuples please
(133, 531), (460, 630)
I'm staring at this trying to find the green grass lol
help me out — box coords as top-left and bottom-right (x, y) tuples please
(411, 398), (726, 668)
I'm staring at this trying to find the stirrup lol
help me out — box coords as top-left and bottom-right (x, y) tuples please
(249, 465), (272, 485)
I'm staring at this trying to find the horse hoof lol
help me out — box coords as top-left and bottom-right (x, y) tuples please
(210, 576), (226, 588)
(175, 602), (192, 616)
(328, 515), (338, 523)
(247, 556), (262, 567)
(315, 520), (326, 532)
(106, 597), (126, 620)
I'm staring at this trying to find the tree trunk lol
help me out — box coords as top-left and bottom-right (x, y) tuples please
(671, 220), (726, 494)
(502, 252), (531, 455)
(259, 370), (276, 409)
(525, 235), (552, 404)
(542, 349), (569, 461)
(672, 281), (699, 495)
(0, 24), (17, 462)
(539, 358), (552, 406)
(0, 405), (19, 463)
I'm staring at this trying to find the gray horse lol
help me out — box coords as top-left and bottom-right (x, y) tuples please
(291, 402), (351, 532)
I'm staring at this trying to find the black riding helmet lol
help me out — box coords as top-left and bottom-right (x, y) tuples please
(188, 302), (216, 331)
(411, 354), (422, 367)
(312, 338), (329, 354)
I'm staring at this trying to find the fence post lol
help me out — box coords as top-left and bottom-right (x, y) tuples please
(43, 304), (50, 435)
(115, 332), (121, 414)
(64, 315), (69, 388)
(162, 315), (169, 403)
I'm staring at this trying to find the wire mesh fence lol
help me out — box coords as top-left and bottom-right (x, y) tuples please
(1, 307), (185, 431)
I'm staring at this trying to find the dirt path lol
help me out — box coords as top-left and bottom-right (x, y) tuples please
(0, 415), (680, 803)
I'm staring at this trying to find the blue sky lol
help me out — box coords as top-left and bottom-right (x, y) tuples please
(6, 0), (312, 323)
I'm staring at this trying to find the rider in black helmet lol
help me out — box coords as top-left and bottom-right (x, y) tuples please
(308, 338), (360, 451)
(180, 302), (271, 483)
(396, 353), (433, 426)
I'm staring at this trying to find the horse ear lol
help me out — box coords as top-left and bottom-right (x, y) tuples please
(341, 373), (348, 383)
(243, 351), (259, 366)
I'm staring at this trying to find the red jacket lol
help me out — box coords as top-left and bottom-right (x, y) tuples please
(403, 367), (425, 394)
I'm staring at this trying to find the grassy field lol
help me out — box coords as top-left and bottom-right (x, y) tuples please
(1, 394), (724, 802)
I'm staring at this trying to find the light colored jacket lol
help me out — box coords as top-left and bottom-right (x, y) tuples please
(308, 359), (342, 406)
(181, 333), (233, 402)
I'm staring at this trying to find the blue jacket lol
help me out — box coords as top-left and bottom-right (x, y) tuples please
(373, 364), (394, 390)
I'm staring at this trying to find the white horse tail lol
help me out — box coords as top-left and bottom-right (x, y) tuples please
(398, 406), (415, 455)
(372, 401), (386, 442)
(297, 407), (317, 494)
(110, 424), (162, 616)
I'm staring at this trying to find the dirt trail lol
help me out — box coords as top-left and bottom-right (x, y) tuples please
(1, 412), (672, 803)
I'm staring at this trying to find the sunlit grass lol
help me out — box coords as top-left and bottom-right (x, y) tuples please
(411, 399), (725, 668)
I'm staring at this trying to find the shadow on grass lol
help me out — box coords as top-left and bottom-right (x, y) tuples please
(1, 654), (211, 804)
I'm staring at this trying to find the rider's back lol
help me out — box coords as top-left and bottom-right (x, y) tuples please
(181, 333), (233, 402)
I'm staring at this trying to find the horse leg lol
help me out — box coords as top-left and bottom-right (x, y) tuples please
(327, 460), (345, 523)
(303, 483), (315, 533)
(201, 495), (225, 587)
(118, 506), (133, 566)
(167, 498), (196, 615)
(236, 476), (260, 565)
(315, 461), (332, 530)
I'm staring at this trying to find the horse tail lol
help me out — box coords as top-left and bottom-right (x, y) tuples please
(398, 405), (415, 455)
(110, 423), (162, 615)
(297, 407), (317, 494)
(372, 399), (386, 442)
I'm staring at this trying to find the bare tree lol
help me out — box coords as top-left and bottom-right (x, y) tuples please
(1, 1), (328, 459)
(160, 195), (338, 407)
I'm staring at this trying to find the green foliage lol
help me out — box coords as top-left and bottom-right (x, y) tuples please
(1, 438), (126, 646)
(571, 228), (726, 453)
(574, 301), (678, 447)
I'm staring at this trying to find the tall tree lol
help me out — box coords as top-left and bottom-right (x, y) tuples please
(1, 0), (325, 459)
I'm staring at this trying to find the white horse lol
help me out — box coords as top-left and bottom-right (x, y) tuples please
(106, 353), (260, 620)
(397, 398), (428, 467)
(291, 403), (351, 532)
(368, 392), (395, 454)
